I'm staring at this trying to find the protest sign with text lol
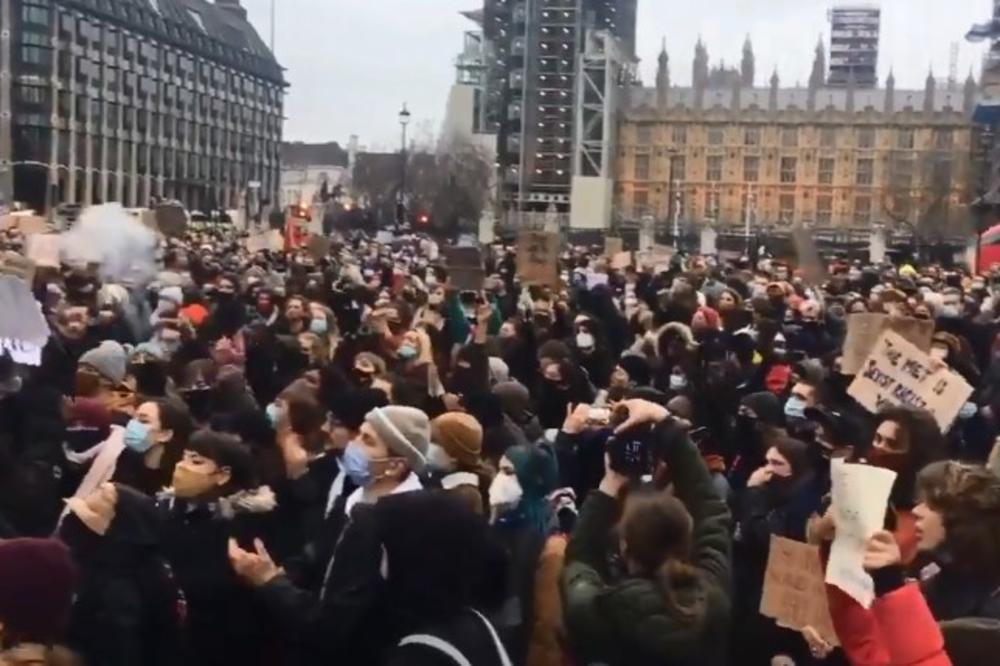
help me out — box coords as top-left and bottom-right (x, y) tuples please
(847, 330), (973, 432)
(516, 231), (560, 287)
(760, 536), (839, 646)
(840, 313), (934, 376)
(825, 459), (897, 608)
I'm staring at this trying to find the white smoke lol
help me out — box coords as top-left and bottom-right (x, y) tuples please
(61, 204), (158, 286)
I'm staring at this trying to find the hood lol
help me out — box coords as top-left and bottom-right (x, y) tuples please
(654, 322), (698, 358)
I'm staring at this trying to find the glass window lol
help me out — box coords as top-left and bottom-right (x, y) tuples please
(634, 154), (650, 180)
(744, 127), (760, 146)
(857, 127), (875, 149)
(935, 129), (954, 150)
(779, 194), (796, 224)
(816, 195), (833, 225)
(22, 4), (50, 26)
(856, 158), (874, 186)
(672, 125), (687, 146)
(891, 157), (914, 189)
(704, 190), (719, 219)
(780, 157), (797, 183)
(781, 127), (798, 148)
(633, 189), (649, 211)
(897, 129), (915, 150)
(820, 127), (837, 148)
(636, 125), (652, 145)
(818, 157), (835, 185)
(708, 126), (724, 146)
(669, 155), (685, 181)
(744, 156), (759, 182)
(854, 196), (872, 225)
(706, 155), (722, 181)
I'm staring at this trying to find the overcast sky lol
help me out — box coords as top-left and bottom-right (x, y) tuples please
(242, 0), (991, 148)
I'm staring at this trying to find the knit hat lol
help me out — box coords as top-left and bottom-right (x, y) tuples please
(431, 412), (484, 468)
(741, 391), (783, 426)
(492, 380), (532, 421)
(79, 340), (127, 385)
(488, 357), (510, 385)
(365, 406), (430, 473)
(0, 538), (78, 644)
(692, 306), (721, 331)
(617, 353), (651, 386)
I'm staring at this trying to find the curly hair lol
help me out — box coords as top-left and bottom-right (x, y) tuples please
(917, 461), (1000, 580)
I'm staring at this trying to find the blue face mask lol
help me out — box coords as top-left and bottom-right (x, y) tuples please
(784, 397), (807, 421)
(342, 441), (372, 487)
(397, 344), (418, 360)
(310, 318), (329, 335)
(266, 403), (281, 428)
(124, 419), (153, 453)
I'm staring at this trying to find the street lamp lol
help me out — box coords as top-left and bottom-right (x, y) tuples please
(397, 103), (411, 226)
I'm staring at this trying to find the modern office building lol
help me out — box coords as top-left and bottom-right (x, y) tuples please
(617, 39), (977, 232)
(0, 0), (285, 213)
(482, 0), (637, 223)
(828, 4), (881, 88)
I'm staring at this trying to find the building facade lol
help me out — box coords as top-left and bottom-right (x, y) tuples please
(482, 0), (636, 217)
(616, 41), (977, 233)
(828, 5), (880, 88)
(0, 0), (284, 213)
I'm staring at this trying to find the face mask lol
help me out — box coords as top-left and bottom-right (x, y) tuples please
(124, 419), (154, 453)
(310, 318), (329, 335)
(489, 472), (523, 512)
(425, 274), (438, 288)
(784, 397), (807, 421)
(669, 373), (688, 391)
(265, 403), (281, 428)
(342, 441), (373, 487)
(576, 332), (595, 350)
(180, 387), (214, 422)
(159, 338), (181, 355)
(397, 344), (418, 360)
(354, 368), (374, 386)
(939, 305), (959, 318)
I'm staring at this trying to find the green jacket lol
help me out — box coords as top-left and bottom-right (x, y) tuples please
(560, 425), (733, 666)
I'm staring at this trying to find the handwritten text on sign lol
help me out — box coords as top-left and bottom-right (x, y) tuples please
(847, 330), (973, 432)
(759, 536), (839, 647)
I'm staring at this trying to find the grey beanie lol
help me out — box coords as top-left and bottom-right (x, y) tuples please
(365, 406), (430, 473)
(79, 341), (127, 386)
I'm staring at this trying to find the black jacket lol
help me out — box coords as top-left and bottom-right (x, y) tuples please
(384, 609), (512, 666)
(157, 487), (281, 666)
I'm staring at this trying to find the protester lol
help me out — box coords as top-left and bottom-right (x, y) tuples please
(5, 209), (1000, 666)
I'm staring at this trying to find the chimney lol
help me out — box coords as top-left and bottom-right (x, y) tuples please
(215, 0), (247, 20)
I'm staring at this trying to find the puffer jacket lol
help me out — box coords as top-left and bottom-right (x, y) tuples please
(560, 424), (732, 666)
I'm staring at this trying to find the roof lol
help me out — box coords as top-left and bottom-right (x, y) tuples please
(625, 85), (972, 116)
(63, 0), (284, 84)
(281, 142), (350, 168)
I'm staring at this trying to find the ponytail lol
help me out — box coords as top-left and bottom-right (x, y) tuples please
(655, 558), (706, 621)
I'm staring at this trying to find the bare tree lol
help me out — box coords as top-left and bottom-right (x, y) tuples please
(881, 150), (964, 240)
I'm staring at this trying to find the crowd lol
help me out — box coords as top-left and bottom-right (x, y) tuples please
(1, 217), (1000, 666)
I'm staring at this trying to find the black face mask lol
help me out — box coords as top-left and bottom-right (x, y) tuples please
(131, 362), (168, 397)
(180, 386), (214, 422)
(65, 426), (107, 453)
(766, 474), (799, 503)
(353, 369), (374, 387)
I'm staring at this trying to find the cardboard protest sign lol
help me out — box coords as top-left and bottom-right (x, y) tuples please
(245, 232), (270, 254)
(0, 252), (36, 283)
(848, 330), (973, 432)
(840, 314), (934, 376)
(516, 231), (560, 287)
(610, 251), (632, 270)
(25, 234), (61, 268)
(826, 459), (897, 608)
(155, 204), (187, 237)
(604, 236), (623, 257)
(760, 536), (839, 646)
(444, 246), (485, 292)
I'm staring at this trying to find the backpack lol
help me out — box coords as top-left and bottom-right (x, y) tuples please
(397, 609), (513, 666)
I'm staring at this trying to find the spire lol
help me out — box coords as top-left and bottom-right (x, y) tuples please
(924, 66), (936, 113)
(741, 35), (755, 87)
(964, 68), (978, 114)
(656, 38), (670, 110)
(885, 67), (895, 113)
(693, 37), (709, 109)
(809, 35), (826, 89)
(769, 68), (779, 111)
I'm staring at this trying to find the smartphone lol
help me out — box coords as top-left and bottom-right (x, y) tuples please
(586, 407), (611, 427)
(606, 424), (652, 479)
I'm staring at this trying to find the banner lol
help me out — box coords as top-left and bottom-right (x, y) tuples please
(847, 330), (973, 432)
(516, 231), (560, 287)
(760, 536), (839, 647)
(826, 459), (898, 609)
(0, 252), (36, 283)
(840, 313), (934, 376)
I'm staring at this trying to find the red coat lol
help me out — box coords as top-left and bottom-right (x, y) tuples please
(827, 582), (952, 666)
